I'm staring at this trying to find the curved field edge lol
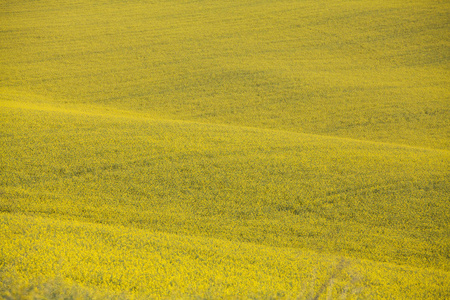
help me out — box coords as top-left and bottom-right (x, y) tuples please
(1, 0), (449, 149)
(1, 213), (449, 299)
(1, 101), (449, 273)
(1, 92), (448, 153)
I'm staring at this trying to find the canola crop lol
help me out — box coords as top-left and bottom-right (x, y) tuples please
(1, 0), (449, 298)
(1, 213), (449, 299)
(1, 101), (449, 298)
(1, 0), (448, 148)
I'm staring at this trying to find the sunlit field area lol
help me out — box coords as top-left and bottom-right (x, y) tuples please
(1, 0), (449, 298)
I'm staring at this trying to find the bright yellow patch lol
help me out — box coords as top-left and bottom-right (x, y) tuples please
(1, 0), (449, 298)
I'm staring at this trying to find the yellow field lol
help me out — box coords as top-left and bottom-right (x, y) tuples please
(1, 0), (449, 298)
(2, 212), (449, 299)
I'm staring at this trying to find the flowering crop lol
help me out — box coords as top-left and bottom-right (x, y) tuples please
(1, 102), (449, 298)
(1, 213), (449, 299)
(1, 0), (449, 298)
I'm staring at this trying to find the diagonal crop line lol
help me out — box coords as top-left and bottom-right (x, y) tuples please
(2, 97), (449, 155)
(312, 258), (348, 300)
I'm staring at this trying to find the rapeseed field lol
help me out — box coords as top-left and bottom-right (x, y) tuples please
(1, 0), (449, 298)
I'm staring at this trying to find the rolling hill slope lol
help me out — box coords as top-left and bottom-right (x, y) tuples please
(1, 0), (449, 298)
(2, 212), (449, 299)
(1, 0), (449, 148)
(1, 97), (449, 298)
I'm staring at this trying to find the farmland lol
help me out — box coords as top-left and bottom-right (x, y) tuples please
(1, 0), (449, 298)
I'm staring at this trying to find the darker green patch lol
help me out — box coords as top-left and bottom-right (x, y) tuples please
(0, 206), (14, 213)
(276, 204), (301, 215)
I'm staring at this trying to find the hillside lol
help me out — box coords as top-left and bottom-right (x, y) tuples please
(1, 0), (448, 148)
(1, 95), (449, 298)
(1, 0), (449, 298)
(2, 212), (449, 299)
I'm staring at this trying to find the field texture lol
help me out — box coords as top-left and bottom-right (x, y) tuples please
(1, 0), (449, 299)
